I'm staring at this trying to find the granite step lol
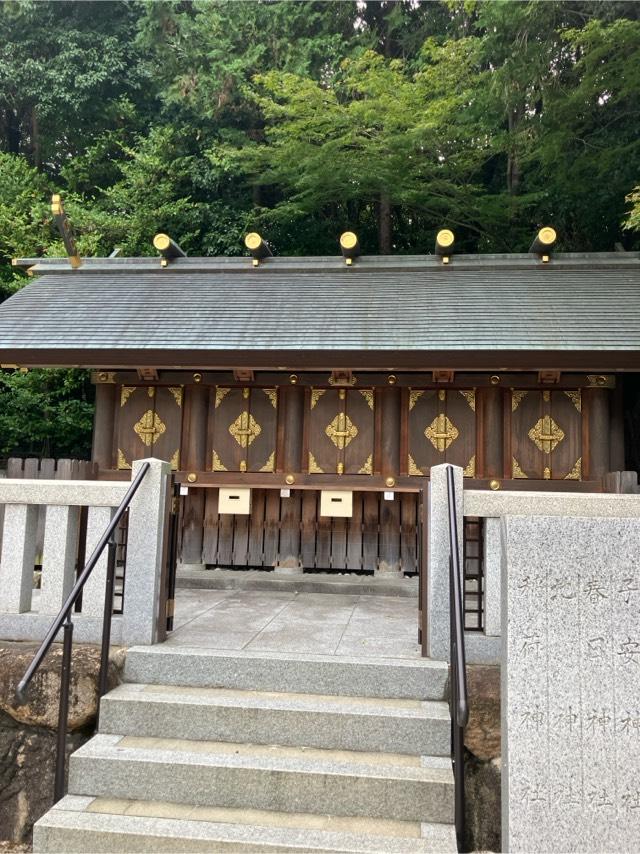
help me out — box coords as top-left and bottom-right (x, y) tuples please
(69, 734), (455, 824)
(34, 795), (457, 853)
(99, 683), (451, 756)
(124, 645), (449, 700)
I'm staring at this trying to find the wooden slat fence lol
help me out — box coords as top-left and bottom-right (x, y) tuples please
(196, 489), (419, 574)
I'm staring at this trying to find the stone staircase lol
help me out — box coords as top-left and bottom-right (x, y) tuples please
(34, 646), (457, 852)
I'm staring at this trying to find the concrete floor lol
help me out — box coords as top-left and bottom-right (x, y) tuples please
(170, 588), (421, 659)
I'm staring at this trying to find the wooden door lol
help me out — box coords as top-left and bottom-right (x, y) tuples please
(116, 385), (183, 470)
(210, 386), (277, 473)
(510, 389), (582, 480)
(307, 388), (374, 475)
(408, 388), (476, 477)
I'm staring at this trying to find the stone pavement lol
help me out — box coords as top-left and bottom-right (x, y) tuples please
(170, 589), (421, 659)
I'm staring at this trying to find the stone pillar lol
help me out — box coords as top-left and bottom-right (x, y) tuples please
(427, 463), (464, 660)
(40, 505), (81, 615)
(0, 504), (38, 613)
(123, 458), (171, 645)
(482, 517), (502, 637)
(80, 506), (115, 617)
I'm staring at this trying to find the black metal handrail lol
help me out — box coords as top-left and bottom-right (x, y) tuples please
(446, 464), (469, 851)
(15, 461), (150, 802)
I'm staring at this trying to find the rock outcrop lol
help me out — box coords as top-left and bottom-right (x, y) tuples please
(0, 641), (124, 844)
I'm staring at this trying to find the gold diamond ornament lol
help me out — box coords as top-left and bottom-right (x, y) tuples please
(528, 416), (565, 454)
(425, 414), (459, 453)
(229, 412), (261, 448)
(326, 413), (358, 449)
(134, 410), (166, 447)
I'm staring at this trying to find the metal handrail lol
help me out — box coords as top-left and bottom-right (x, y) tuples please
(446, 464), (469, 851)
(15, 461), (150, 801)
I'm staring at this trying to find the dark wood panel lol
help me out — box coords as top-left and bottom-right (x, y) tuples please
(153, 386), (183, 470)
(362, 493), (379, 572)
(278, 493), (302, 569)
(248, 489), (266, 566)
(379, 497), (401, 573)
(400, 492), (418, 574)
(346, 494), (364, 570)
(211, 387), (250, 472)
(315, 497), (332, 568)
(408, 389), (476, 476)
(511, 389), (583, 480)
(550, 390), (582, 479)
(344, 389), (375, 475)
(510, 390), (543, 479)
(300, 491), (317, 569)
(331, 517), (348, 570)
(248, 388), (278, 472)
(263, 490), (280, 567)
(216, 514), (234, 565)
(115, 386), (150, 470)
(202, 489), (219, 564)
(233, 513), (250, 566)
(307, 388), (341, 474)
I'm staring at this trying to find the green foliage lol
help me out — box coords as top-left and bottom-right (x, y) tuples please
(624, 187), (640, 233)
(0, 369), (94, 458)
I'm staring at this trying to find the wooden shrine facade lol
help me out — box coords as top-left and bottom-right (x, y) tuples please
(91, 368), (622, 573)
(2, 247), (638, 575)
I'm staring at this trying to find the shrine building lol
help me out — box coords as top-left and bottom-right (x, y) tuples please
(1, 227), (639, 624)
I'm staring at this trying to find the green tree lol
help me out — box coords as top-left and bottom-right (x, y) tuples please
(0, 369), (94, 459)
(221, 40), (489, 253)
(0, 0), (148, 169)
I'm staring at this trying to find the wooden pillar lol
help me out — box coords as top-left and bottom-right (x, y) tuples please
(584, 387), (611, 480)
(180, 383), (208, 568)
(281, 385), (305, 473)
(92, 382), (117, 470)
(277, 385), (305, 570)
(478, 386), (504, 479)
(378, 387), (401, 575)
(609, 379), (625, 472)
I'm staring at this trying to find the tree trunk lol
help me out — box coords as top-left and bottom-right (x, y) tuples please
(506, 106), (523, 195)
(31, 107), (40, 169)
(378, 192), (392, 254)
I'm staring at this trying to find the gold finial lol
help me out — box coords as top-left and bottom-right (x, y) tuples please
(340, 231), (360, 263)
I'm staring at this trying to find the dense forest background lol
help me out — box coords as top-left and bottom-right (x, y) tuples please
(0, 0), (639, 458)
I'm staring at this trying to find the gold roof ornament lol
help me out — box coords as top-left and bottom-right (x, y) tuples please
(340, 231), (360, 265)
(244, 232), (272, 266)
(51, 194), (81, 269)
(529, 226), (557, 262)
(153, 233), (187, 266)
(435, 229), (455, 264)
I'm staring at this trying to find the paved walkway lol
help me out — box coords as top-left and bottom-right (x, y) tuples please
(170, 589), (421, 659)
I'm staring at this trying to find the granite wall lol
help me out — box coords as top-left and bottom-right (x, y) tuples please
(502, 515), (640, 853)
